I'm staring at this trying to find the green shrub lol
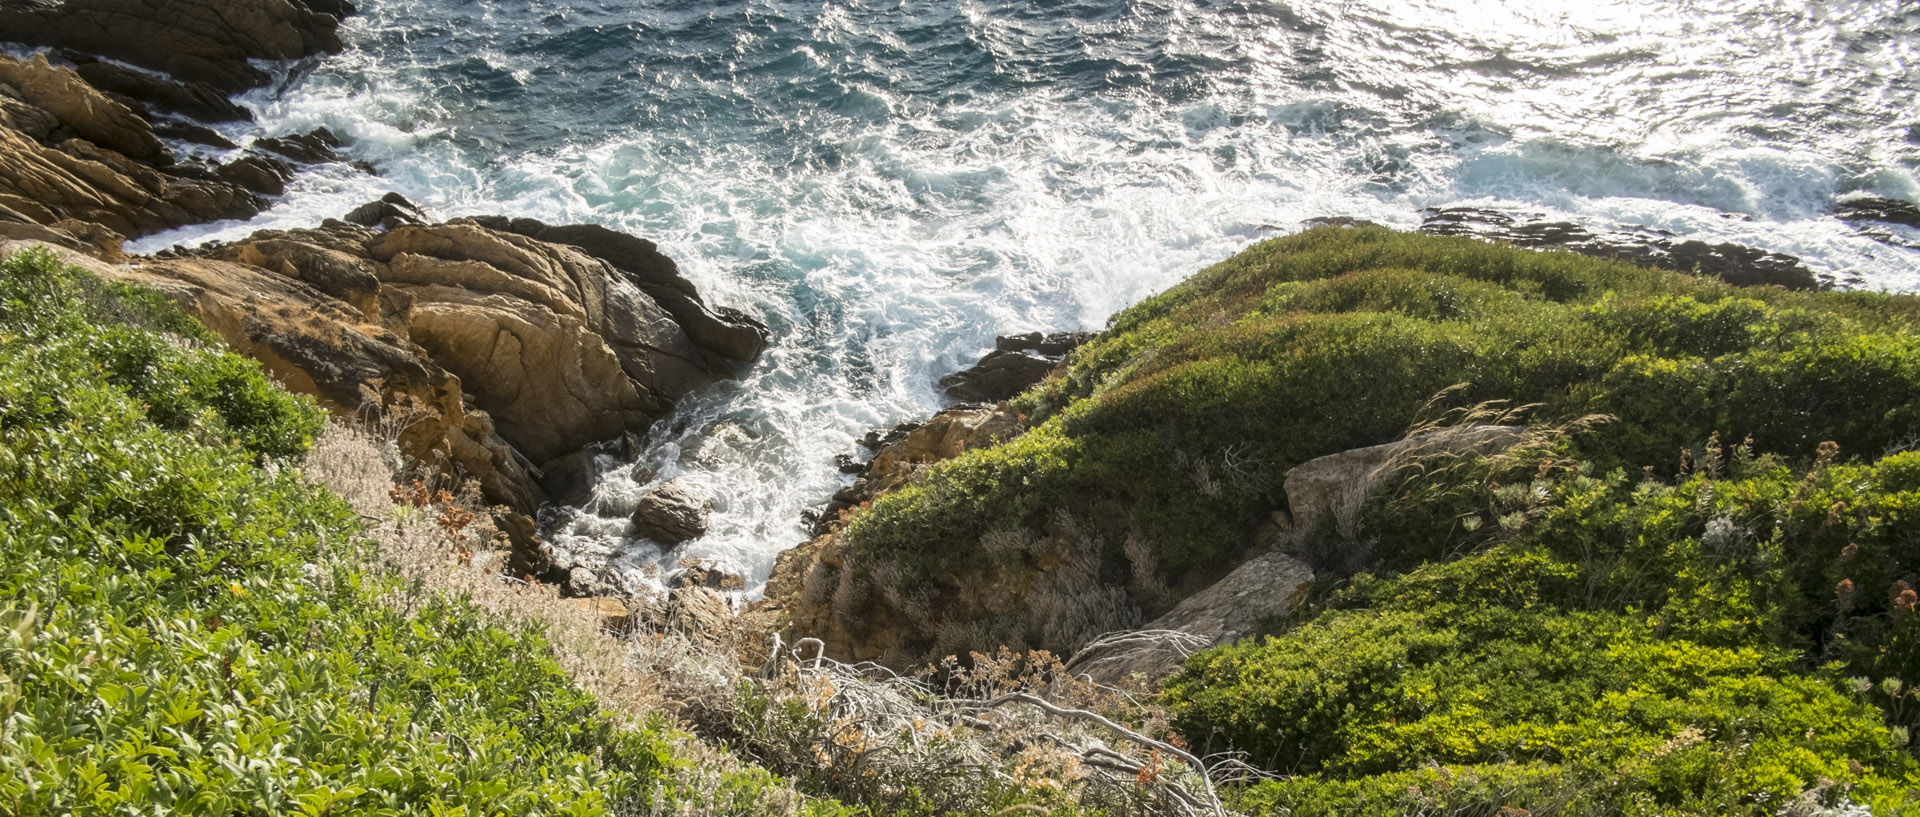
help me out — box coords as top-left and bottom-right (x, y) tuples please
(836, 226), (1920, 662)
(1165, 442), (1920, 815)
(0, 248), (749, 815)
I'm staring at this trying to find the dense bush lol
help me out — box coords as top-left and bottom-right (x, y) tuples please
(836, 226), (1920, 660)
(0, 248), (825, 815)
(1164, 440), (1920, 815)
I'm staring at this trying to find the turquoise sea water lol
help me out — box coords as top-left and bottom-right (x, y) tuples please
(136, 0), (1920, 592)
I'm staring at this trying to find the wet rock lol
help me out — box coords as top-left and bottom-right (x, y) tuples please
(255, 128), (344, 164)
(343, 192), (429, 229)
(995, 330), (1093, 357)
(1836, 196), (1920, 230)
(632, 480), (711, 545)
(939, 349), (1056, 403)
(215, 154), (294, 195)
(860, 421), (921, 451)
(152, 120), (239, 149)
(538, 450), (599, 508)
(469, 216), (771, 368)
(833, 453), (865, 474)
(1418, 207), (1822, 290)
(672, 558), (746, 591)
(65, 54), (251, 123)
(941, 330), (1090, 403)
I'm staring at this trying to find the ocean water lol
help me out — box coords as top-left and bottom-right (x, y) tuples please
(133, 0), (1920, 595)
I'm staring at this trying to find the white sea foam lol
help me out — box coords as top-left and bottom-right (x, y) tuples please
(124, 0), (1920, 596)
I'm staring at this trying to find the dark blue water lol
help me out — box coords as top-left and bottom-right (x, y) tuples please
(141, 0), (1920, 592)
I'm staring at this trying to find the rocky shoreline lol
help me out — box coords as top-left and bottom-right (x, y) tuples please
(6, 0), (1920, 668)
(0, 0), (769, 592)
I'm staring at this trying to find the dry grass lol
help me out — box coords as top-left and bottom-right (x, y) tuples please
(298, 421), (820, 817)
(301, 418), (1246, 816)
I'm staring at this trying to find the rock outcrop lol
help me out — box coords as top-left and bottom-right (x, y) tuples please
(0, 0), (349, 94)
(1417, 207), (1825, 290)
(55, 199), (768, 578)
(1061, 424), (1524, 688)
(0, 52), (267, 238)
(939, 331), (1089, 404)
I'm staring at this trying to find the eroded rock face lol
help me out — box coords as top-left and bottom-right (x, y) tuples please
(0, 52), (329, 239)
(66, 205), (766, 581)
(0, 0), (349, 93)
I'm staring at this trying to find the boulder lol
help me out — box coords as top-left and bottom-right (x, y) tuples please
(1282, 424), (1523, 542)
(632, 480), (711, 545)
(1064, 549), (1314, 687)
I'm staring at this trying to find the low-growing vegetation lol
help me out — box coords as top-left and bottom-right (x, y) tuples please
(1166, 433), (1920, 815)
(833, 225), (1920, 662)
(0, 247), (826, 815)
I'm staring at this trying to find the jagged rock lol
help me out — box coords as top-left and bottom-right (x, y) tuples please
(64, 53), (250, 123)
(0, 0), (349, 93)
(940, 350), (1056, 403)
(632, 480), (711, 545)
(107, 211), (766, 518)
(1836, 196), (1920, 230)
(665, 585), (733, 644)
(255, 128), (344, 164)
(995, 331), (1093, 357)
(0, 57), (264, 237)
(470, 216), (770, 367)
(940, 331), (1088, 403)
(493, 508), (556, 582)
(0, 53), (163, 162)
(1419, 207), (1822, 290)
(153, 120), (239, 150)
(215, 154), (294, 195)
(811, 406), (1021, 535)
(672, 558), (746, 591)
(343, 192), (429, 229)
